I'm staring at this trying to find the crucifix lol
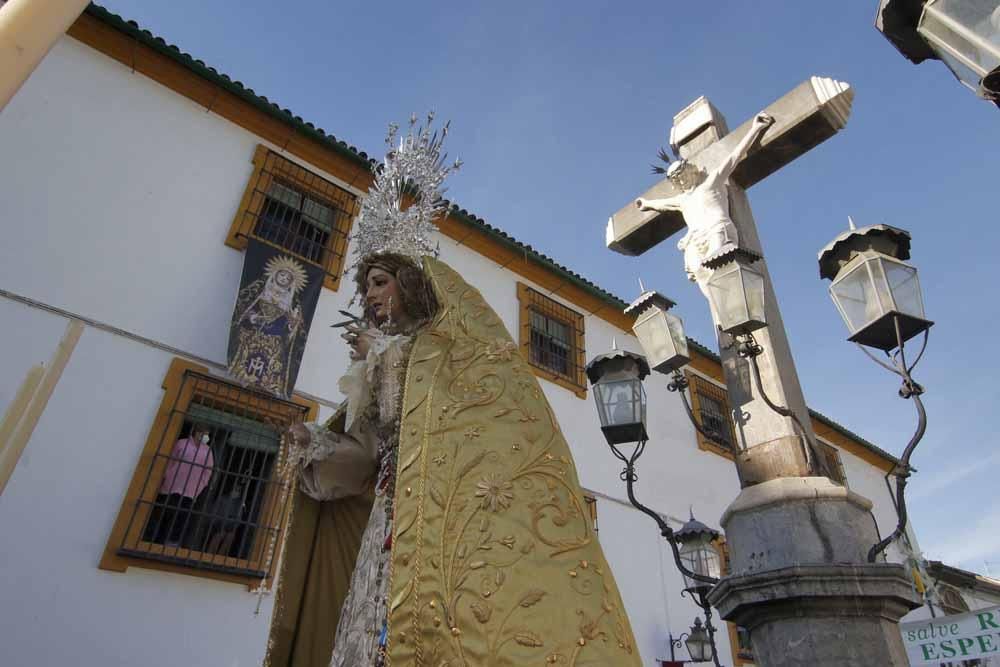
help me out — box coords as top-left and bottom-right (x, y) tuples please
(607, 76), (855, 485)
(609, 79), (921, 667)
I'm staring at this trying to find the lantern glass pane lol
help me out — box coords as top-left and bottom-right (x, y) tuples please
(919, 0), (1000, 88)
(633, 310), (690, 374)
(830, 260), (887, 335)
(667, 312), (690, 359)
(708, 266), (748, 332)
(883, 258), (925, 319)
(595, 379), (645, 429)
(741, 266), (766, 327)
(679, 539), (721, 590)
(686, 632), (711, 661)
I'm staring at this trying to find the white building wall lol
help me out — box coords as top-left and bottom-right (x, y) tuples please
(0, 33), (911, 667)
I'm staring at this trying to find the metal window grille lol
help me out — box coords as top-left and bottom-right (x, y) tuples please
(521, 286), (586, 391)
(118, 370), (307, 579)
(690, 374), (737, 453)
(815, 441), (848, 486)
(240, 149), (356, 278)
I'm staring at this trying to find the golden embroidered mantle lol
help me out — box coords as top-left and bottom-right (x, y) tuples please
(379, 257), (639, 666)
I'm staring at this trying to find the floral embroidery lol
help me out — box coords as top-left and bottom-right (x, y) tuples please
(485, 340), (517, 362)
(475, 474), (514, 513)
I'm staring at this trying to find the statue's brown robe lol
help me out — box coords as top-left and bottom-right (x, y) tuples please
(265, 257), (641, 666)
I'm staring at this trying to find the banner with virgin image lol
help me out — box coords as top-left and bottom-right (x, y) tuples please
(227, 239), (324, 399)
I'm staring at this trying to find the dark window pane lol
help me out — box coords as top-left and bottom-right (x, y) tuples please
(253, 181), (334, 265)
(529, 308), (572, 376)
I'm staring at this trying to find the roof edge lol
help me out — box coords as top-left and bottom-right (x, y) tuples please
(78, 2), (894, 469)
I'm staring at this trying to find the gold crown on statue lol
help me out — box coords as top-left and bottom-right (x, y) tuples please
(348, 113), (462, 271)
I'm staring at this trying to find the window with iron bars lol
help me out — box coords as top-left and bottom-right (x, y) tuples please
(100, 359), (316, 584)
(226, 145), (358, 291)
(517, 283), (587, 398)
(687, 372), (738, 457)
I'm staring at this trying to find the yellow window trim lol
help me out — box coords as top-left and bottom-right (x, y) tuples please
(685, 370), (737, 461)
(99, 357), (318, 590)
(516, 282), (587, 399)
(224, 145), (359, 292)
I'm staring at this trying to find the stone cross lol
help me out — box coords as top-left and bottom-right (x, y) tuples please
(608, 77), (855, 485)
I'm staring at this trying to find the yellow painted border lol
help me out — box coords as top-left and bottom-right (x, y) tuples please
(517, 282), (587, 399)
(224, 145), (359, 292)
(685, 370), (737, 461)
(99, 357), (318, 589)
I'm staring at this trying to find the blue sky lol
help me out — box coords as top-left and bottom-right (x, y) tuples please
(99, 1), (999, 573)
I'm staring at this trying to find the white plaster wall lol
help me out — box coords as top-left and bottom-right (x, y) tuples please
(0, 300), (274, 667)
(0, 34), (911, 667)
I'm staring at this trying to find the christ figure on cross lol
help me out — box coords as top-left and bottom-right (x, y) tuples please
(636, 111), (774, 293)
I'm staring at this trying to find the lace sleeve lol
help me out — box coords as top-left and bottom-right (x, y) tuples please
(338, 331), (410, 430)
(296, 423), (377, 501)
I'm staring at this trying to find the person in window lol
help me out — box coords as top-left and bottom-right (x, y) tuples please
(143, 423), (215, 546)
(266, 252), (641, 667)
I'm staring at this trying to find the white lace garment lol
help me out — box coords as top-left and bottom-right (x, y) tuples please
(297, 332), (411, 667)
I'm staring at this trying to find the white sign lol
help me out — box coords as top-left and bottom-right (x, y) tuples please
(900, 603), (1000, 665)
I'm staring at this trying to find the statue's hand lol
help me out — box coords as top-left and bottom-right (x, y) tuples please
(754, 112), (775, 129)
(287, 422), (311, 450)
(635, 197), (650, 211)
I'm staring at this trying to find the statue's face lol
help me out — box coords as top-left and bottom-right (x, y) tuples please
(668, 162), (704, 191)
(366, 267), (407, 325)
(275, 269), (293, 288)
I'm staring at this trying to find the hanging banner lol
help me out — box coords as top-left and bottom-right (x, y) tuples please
(227, 239), (324, 399)
(900, 603), (1000, 665)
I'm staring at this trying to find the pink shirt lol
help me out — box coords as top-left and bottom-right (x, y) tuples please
(159, 437), (214, 498)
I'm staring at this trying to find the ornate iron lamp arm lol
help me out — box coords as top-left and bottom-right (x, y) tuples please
(610, 440), (720, 587)
(668, 632), (689, 661)
(867, 316), (928, 562)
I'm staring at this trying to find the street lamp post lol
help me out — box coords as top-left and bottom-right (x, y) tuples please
(819, 218), (932, 563)
(585, 348), (725, 665)
(595, 256), (927, 663)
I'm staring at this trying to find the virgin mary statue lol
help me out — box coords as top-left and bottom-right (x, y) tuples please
(264, 116), (641, 667)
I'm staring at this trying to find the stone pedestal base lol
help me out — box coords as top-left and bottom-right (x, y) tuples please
(710, 478), (921, 666)
(709, 564), (920, 666)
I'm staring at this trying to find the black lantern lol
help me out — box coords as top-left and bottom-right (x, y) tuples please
(685, 617), (714, 662)
(585, 348), (650, 445)
(674, 511), (723, 595)
(819, 220), (931, 350)
(625, 285), (690, 375)
(705, 251), (767, 336)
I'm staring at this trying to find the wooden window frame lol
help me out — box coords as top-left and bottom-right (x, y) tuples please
(517, 282), (587, 398)
(686, 371), (738, 460)
(99, 358), (317, 589)
(225, 145), (359, 292)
